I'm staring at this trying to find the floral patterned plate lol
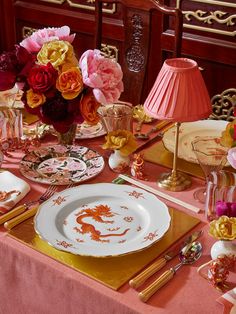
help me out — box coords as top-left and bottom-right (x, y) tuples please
(162, 120), (228, 164)
(76, 121), (106, 139)
(19, 145), (105, 185)
(34, 183), (171, 257)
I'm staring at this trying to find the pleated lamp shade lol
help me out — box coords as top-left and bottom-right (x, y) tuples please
(144, 58), (212, 122)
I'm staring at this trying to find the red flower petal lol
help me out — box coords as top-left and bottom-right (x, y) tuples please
(0, 70), (16, 91)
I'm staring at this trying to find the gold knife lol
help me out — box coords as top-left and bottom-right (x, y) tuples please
(129, 230), (203, 289)
(134, 123), (174, 153)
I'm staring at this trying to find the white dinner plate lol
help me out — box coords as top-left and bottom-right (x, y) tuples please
(162, 120), (228, 164)
(34, 183), (171, 257)
(20, 145), (105, 185)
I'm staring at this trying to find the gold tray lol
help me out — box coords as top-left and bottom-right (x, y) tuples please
(143, 141), (234, 179)
(8, 207), (200, 290)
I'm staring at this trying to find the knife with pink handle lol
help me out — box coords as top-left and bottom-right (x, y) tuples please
(129, 230), (203, 289)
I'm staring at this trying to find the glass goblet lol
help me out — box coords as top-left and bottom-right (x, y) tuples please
(191, 136), (228, 203)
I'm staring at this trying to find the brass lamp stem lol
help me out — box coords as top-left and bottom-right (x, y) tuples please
(157, 121), (191, 191)
(172, 122), (180, 176)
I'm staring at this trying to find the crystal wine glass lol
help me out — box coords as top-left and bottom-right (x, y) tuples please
(191, 136), (228, 203)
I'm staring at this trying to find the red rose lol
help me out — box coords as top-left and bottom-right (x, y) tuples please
(0, 44), (34, 90)
(27, 63), (58, 94)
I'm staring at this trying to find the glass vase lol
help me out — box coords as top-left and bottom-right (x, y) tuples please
(191, 136), (228, 204)
(56, 124), (77, 145)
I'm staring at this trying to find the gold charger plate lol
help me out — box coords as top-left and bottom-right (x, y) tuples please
(143, 140), (234, 179)
(8, 207), (200, 290)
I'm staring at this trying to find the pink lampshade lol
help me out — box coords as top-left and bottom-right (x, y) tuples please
(144, 58), (212, 122)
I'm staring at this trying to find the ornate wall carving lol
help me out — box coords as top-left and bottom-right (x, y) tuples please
(126, 14), (145, 73)
(177, 0), (236, 37)
(101, 44), (118, 61)
(209, 88), (236, 121)
(40, 0), (116, 13)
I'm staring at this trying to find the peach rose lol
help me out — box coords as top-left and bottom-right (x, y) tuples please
(56, 67), (83, 99)
(79, 93), (100, 125)
(26, 89), (46, 108)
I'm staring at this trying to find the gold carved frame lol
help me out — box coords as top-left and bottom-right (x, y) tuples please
(177, 0), (236, 37)
(39, 0), (116, 14)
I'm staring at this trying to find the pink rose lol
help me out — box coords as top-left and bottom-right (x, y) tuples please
(227, 147), (236, 169)
(79, 49), (124, 104)
(20, 26), (75, 53)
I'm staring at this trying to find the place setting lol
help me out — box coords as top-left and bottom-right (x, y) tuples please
(7, 183), (201, 290)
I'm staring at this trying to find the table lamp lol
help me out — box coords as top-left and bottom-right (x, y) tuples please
(144, 58), (212, 191)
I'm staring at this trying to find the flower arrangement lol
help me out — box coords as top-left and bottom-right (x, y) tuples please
(102, 130), (137, 156)
(0, 26), (124, 133)
(220, 120), (236, 169)
(209, 215), (236, 241)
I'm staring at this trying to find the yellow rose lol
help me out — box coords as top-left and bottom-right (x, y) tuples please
(37, 40), (78, 71)
(26, 89), (46, 108)
(102, 130), (137, 156)
(220, 120), (236, 148)
(209, 215), (236, 240)
(56, 67), (83, 99)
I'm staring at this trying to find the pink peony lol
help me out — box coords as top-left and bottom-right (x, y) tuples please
(227, 147), (236, 169)
(20, 26), (75, 53)
(79, 49), (124, 104)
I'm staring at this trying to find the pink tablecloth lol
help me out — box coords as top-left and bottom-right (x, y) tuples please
(0, 135), (233, 314)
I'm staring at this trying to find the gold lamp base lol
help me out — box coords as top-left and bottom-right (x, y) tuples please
(157, 170), (191, 192)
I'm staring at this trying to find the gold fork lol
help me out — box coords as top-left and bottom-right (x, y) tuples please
(3, 185), (58, 230)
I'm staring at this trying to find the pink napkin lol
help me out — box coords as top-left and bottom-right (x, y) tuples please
(0, 171), (30, 214)
(217, 288), (236, 314)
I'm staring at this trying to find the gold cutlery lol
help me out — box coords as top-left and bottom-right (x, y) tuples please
(139, 242), (203, 302)
(3, 185), (57, 229)
(135, 120), (170, 139)
(134, 122), (174, 153)
(129, 230), (203, 289)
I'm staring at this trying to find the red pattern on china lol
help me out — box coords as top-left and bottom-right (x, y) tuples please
(75, 204), (130, 242)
